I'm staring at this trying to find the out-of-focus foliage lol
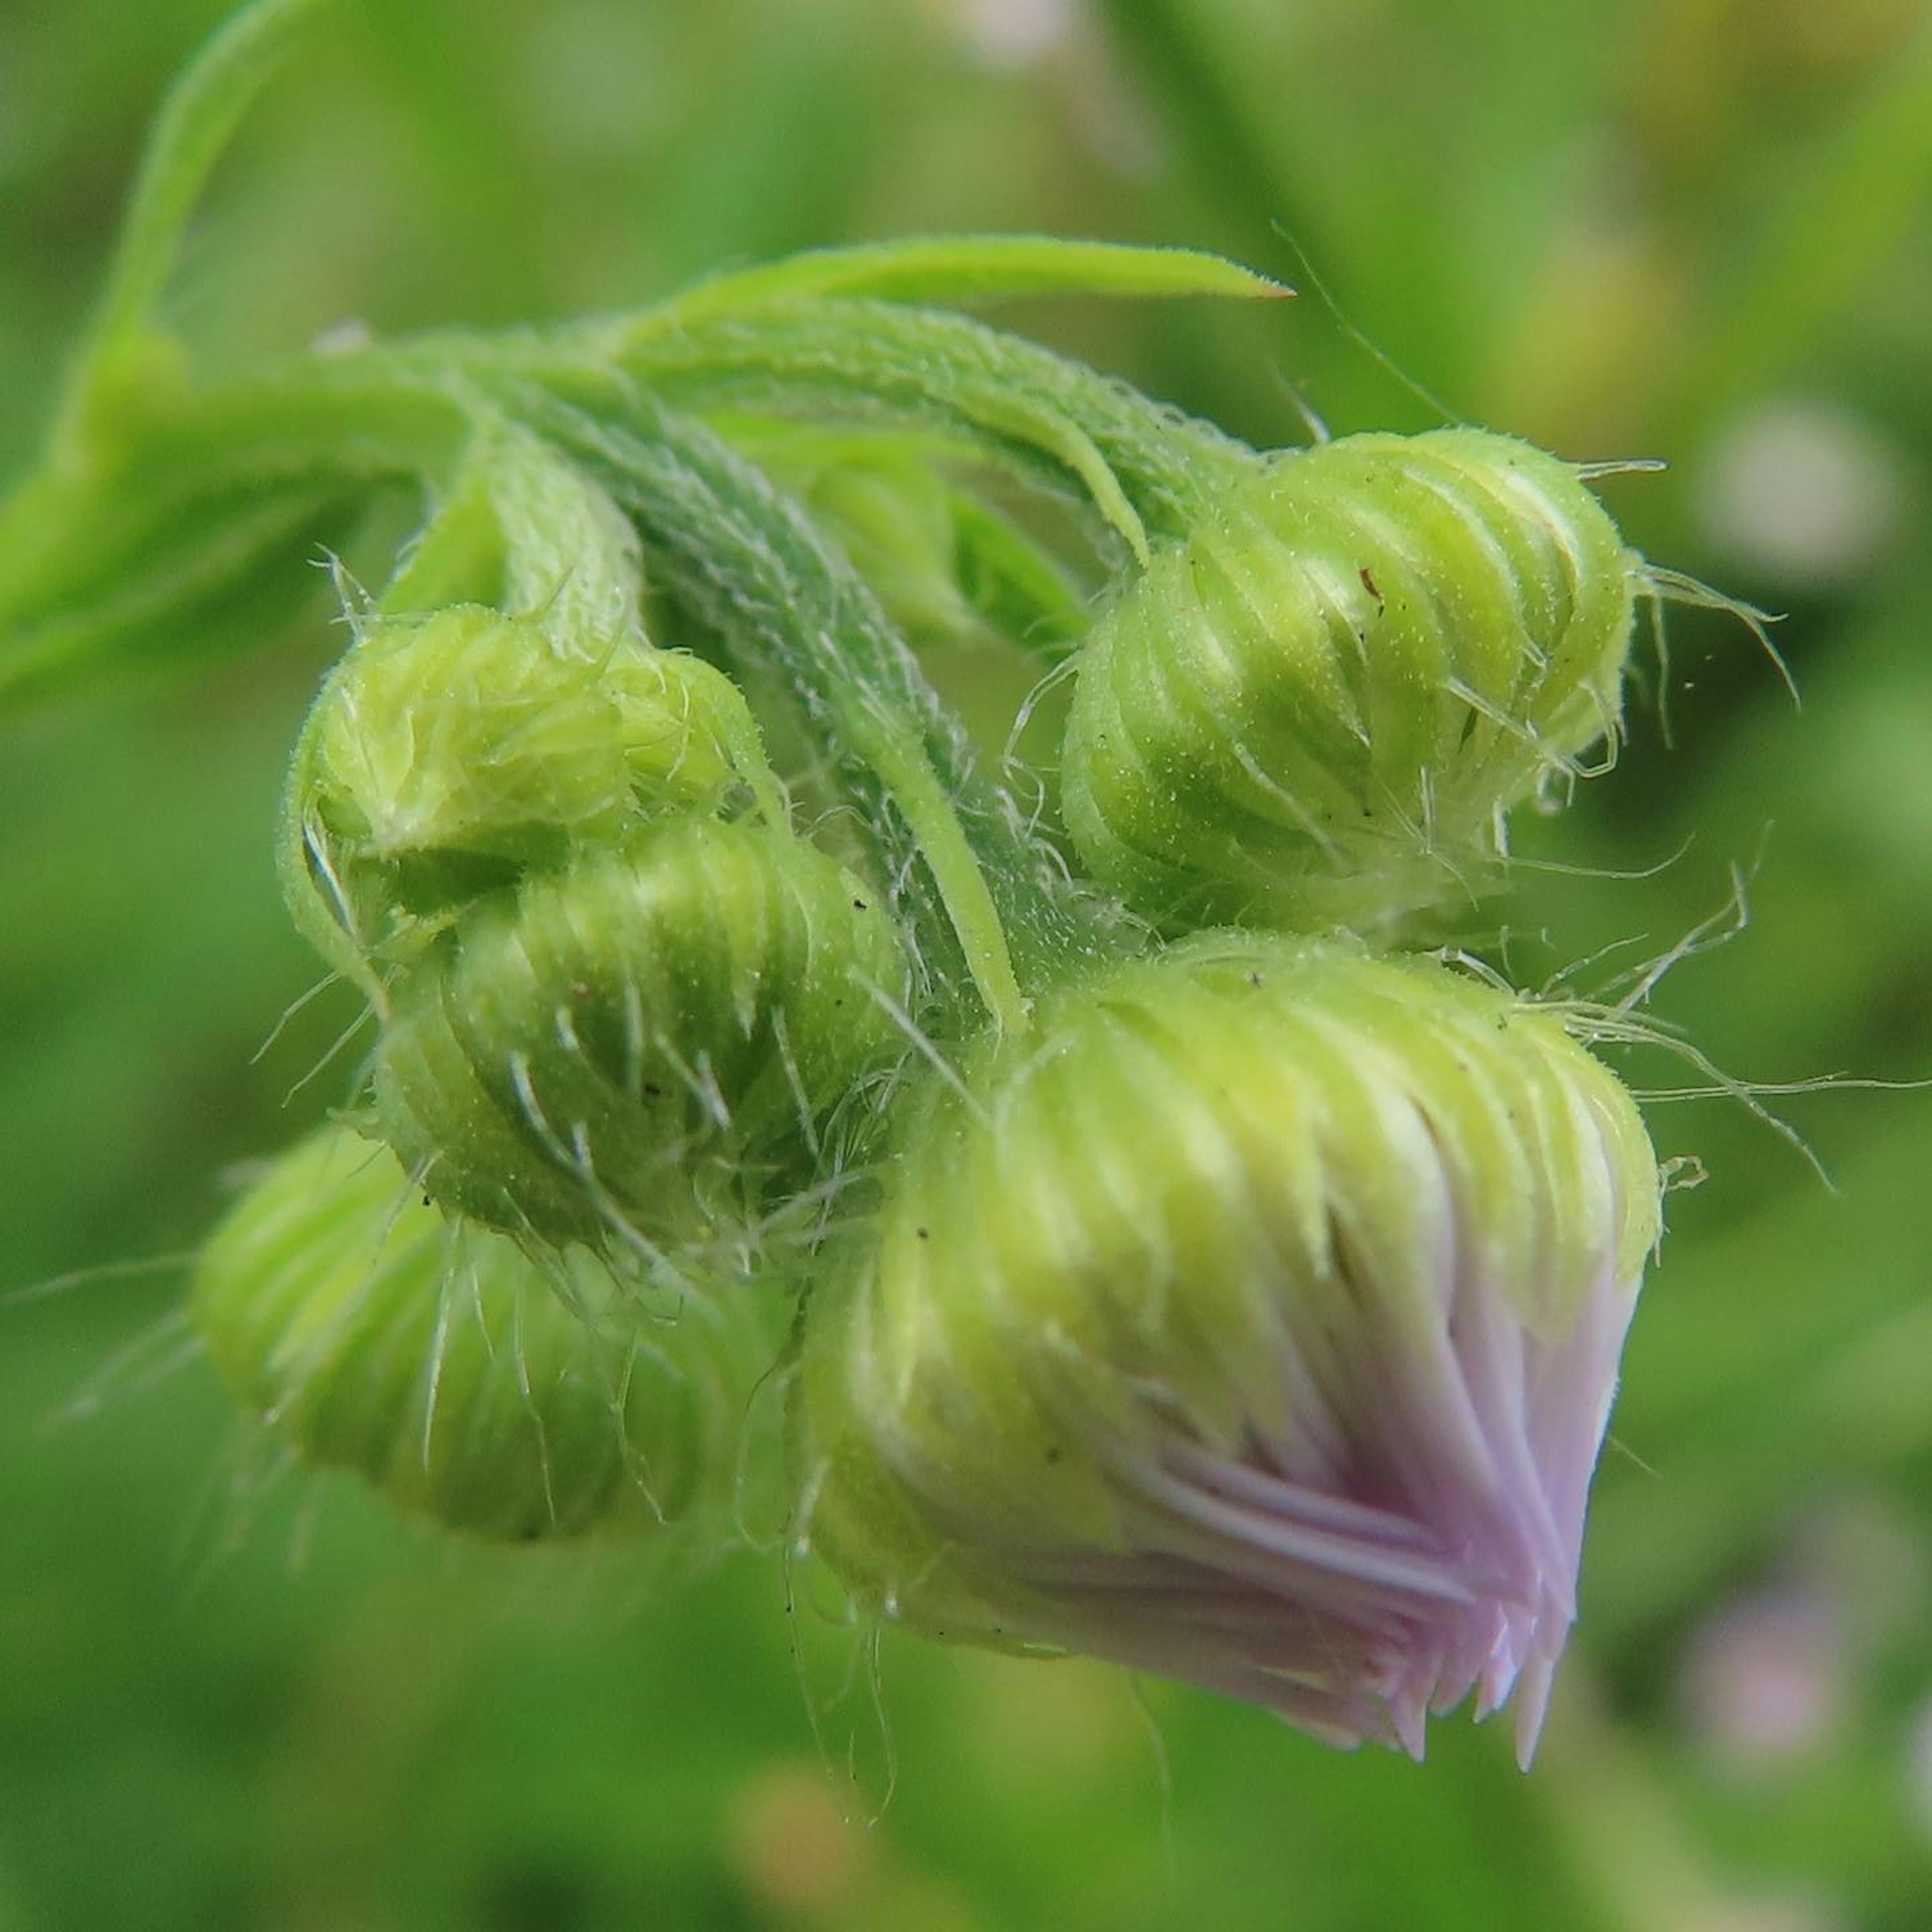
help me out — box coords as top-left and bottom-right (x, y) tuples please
(3, 0), (1929, 1926)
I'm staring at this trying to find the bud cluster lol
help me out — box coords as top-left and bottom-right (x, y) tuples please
(37, 63), (1671, 1745)
(197, 593), (909, 1539)
(172, 304), (1665, 1741)
(283, 601), (908, 1262)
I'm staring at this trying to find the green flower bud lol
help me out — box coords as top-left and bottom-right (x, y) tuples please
(193, 1122), (787, 1540)
(282, 603), (779, 977)
(793, 935), (1658, 1760)
(1060, 429), (1640, 930)
(372, 816), (909, 1258)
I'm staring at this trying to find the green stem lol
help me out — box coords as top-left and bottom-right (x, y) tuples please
(119, 363), (477, 489)
(58, 0), (336, 456)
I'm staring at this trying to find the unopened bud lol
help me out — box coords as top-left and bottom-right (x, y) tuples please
(373, 817), (908, 1257)
(282, 604), (775, 973)
(1061, 430), (1639, 930)
(193, 1123), (787, 1540)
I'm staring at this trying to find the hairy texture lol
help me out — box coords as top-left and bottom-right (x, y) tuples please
(374, 818), (908, 1261)
(281, 603), (779, 991)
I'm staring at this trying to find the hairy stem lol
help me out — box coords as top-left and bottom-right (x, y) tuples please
(490, 376), (1121, 1036)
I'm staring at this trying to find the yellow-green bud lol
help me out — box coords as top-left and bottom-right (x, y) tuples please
(1060, 429), (1639, 930)
(793, 935), (1658, 1760)
(282, 604), (777, 975)
(193, 1123), (788, 1540)
(372, 816), (909, 1257)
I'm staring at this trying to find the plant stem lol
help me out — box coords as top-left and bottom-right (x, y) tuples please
(58, 0), (336, 457)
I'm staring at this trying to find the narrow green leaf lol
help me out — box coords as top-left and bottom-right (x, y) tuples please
(648, 235), (1290, 325)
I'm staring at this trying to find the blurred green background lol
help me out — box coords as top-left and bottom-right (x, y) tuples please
(4, 0), (1932, 1926)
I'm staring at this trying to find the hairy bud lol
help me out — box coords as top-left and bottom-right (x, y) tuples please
(282, 603), (777, 975)
(372, 817), (909, 1256)
(193, 1123), (787, 1540)
(1060, 430), (1639, 930)
(793, 935), (1658, 1761)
